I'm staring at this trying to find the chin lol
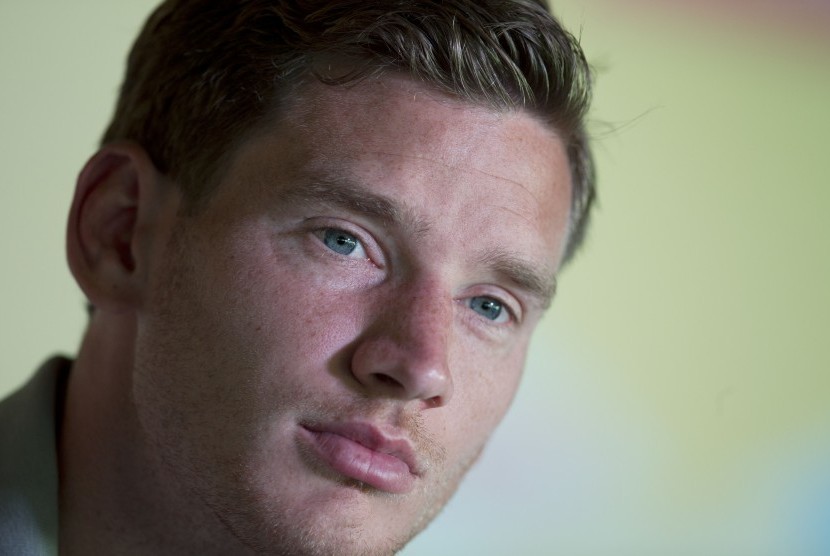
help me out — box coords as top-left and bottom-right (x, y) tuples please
(206, 457), (460, 556)
(214, 489), (424, 556)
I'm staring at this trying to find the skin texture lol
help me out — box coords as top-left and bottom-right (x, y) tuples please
(60, 75), (572, 555)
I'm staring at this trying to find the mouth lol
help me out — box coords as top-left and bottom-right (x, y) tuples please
(298, 421), (420, 494)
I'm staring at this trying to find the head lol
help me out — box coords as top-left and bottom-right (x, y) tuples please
(68, 1), (594, 554)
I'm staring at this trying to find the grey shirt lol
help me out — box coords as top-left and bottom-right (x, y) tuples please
(0, 357), (69, 556)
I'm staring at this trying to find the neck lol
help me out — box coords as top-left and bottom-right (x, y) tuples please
(58, 313), (251, 555)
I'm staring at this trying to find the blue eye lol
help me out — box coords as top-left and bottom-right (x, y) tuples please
(321, 228), (366, 258)
(469, 296), (506, 322)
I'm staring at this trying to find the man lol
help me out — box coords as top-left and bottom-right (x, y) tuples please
(0, 0), (594, 554)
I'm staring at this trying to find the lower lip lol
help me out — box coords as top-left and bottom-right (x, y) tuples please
(300, 427), (415, 494)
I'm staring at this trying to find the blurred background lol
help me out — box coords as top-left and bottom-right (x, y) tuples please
(1, 1), (828, 554)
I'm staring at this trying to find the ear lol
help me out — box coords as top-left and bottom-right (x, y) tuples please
(66, 142), (179, 313)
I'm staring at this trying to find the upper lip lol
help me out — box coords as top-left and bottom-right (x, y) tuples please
(302, 420), (422, 477)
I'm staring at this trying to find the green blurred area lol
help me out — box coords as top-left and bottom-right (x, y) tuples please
(555, 0), (830, 493)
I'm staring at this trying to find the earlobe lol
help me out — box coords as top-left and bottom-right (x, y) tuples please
(66, 142), (172, 313)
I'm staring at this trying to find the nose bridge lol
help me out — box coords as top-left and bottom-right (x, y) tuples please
(351, 276), (454, 407)
(394, 277), (449, 358)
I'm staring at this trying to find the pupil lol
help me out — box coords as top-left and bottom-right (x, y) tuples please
(324, 229), (357, 255)
(472, 296), (502, 320)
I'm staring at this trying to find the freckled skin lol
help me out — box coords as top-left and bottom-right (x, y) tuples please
(125, 75), (572, 555)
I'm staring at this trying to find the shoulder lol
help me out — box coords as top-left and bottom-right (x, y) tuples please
(0, 357), (71, 556)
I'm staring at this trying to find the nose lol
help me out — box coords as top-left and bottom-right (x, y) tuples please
(349, 281), (454, 408)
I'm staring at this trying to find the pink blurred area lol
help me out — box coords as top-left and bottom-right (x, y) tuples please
(589, 0), (830, 42)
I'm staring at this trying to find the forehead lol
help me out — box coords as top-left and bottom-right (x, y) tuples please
(226, 75), (572, 271)
(288, 76), (567, 200)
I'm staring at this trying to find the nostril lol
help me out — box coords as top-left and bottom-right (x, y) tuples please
(372, 373), (404, 390)
(424, 395), (443, 409)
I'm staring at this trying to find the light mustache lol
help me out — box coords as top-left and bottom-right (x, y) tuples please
(310, 403), (448, 473)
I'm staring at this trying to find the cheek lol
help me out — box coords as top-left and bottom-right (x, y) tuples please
(436, 343), (527, 464)
(233, 276), (361, 374)
(132, 228), (367, 460)
(203, 227), (364, 364)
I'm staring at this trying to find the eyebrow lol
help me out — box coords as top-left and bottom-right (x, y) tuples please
(477, 249), (558, 310)
(279, 173), (429, 237)
(279, 171), (557, 310)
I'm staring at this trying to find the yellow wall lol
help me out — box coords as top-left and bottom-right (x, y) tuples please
(2, 2), (828, 554)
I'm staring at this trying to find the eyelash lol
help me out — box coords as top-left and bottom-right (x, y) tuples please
(310, 224), (382, 267)
(466, 294), (519, 328)
(319, 228), (366, 257)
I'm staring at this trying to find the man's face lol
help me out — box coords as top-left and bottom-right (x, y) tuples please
(132, 75), (572, 555)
